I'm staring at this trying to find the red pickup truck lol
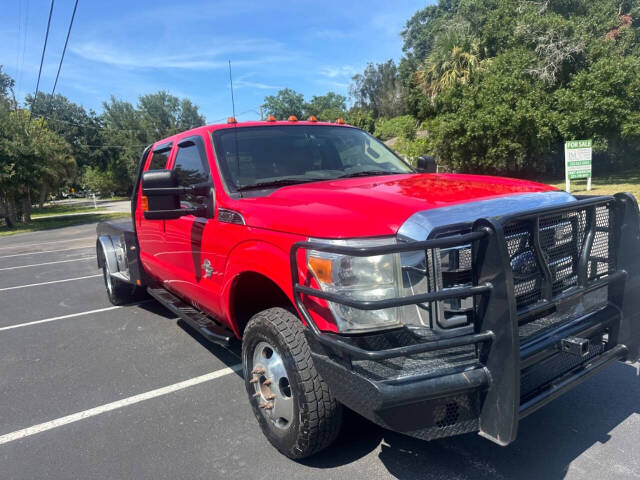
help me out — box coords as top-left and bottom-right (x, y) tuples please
(96, 117), (640, 459)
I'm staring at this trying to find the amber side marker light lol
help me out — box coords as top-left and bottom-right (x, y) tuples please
(335, 118), (345, 125)
(141, 195), (149, 212)
(307, 115), (318, 122)
(308, 257), (333, 284)
(266, 115), (276, 122)
(227, 116), (237, 124)
(288, 115), (298, 122)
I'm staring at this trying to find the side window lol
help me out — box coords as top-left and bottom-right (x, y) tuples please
(173, 138), (211, 210)
(148, 148), (171, 170)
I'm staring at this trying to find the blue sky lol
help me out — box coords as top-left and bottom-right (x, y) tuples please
(1, 0), (431, 123)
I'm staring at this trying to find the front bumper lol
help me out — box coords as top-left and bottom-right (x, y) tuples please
(290, 193), (640, 445)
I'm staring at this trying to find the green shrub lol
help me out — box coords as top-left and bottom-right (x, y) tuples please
(374, 115), (418, 141)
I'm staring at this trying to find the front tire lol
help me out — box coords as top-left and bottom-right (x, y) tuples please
(242, 307), (343, 459)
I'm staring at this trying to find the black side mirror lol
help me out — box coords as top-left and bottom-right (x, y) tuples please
(141, 170), (207, 220)
(416, 156), (437, 173)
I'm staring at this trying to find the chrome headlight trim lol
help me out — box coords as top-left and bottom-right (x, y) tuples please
(306, 236), (403, 333)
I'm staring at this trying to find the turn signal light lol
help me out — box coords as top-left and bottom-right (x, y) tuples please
(307, 115), (318, 122)
(308, 257), (333, 284)
(227, 116), (237, 124)
(266, 115), (276, 122)
(288, 115), (298, 122)
(335, 118), (345, 125)
(141, 195), (149, 211)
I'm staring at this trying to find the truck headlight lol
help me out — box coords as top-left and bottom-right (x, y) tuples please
(306, 237), (402, 333)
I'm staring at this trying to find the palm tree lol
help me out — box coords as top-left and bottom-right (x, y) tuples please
(417, 29), (482, 100)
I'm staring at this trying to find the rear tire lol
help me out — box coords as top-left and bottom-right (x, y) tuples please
(242, 307), (343, 459)
(101, 258), (137, 306)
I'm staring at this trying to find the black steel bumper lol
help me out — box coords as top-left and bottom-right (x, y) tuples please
(290, 193), (640, 445)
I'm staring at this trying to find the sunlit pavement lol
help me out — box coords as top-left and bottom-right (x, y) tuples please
(0, 222), (638, 480)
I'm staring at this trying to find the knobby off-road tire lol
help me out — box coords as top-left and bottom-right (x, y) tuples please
(242, 307), (343, 459)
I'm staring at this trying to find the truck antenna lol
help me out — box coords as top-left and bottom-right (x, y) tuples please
(228, 60), (237, 119)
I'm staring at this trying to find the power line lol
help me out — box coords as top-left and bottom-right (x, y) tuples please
(51, 0), (78, 97)
(14, 0), (22, 87)
(16, 0), (30, 96)
(33, 0), (55, 112)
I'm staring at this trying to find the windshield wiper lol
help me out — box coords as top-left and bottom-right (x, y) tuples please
(236, 178), (324, 191)
(337, 170), (401, 179)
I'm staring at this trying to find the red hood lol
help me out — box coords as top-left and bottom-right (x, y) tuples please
(232, 173), (556, 238)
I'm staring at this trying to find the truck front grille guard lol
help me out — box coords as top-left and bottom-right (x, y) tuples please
(290, 230), (495, 362)
(290, 193), (640, 445)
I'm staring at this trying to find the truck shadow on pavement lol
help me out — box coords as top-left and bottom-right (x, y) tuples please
(302, 362), (640, 479)
(137, 300), (244, 376)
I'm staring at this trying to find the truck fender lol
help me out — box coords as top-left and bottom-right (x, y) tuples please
(97, 235), (130, 282)
(97, 236), (118, 271)
(222, 240), (294, 335)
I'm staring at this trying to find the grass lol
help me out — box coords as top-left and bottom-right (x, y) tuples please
(547, 170), (640, 199)
(0, 212), (130, 237)
(31, 204), (106, 218)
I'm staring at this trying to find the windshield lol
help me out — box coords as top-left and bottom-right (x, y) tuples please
(212, 125), (413, 192)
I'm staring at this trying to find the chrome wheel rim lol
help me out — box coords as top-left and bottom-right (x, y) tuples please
(103, 264), (113, 295)
(251, 341), (294, 430)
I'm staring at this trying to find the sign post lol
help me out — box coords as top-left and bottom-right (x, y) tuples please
(564, 139), (592, 193)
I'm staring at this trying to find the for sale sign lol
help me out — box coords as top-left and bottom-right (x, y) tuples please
(565, 139), (592, 192)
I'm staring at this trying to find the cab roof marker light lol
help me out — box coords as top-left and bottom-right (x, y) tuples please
(265, 115), (276, 122)
(227, 116), (237, 124)
(288, 115), (298, 122)
(307, 115), (318, 122)
(335, 118), (345, 125)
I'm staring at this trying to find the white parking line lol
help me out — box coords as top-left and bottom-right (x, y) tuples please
(0, 245), (94, 260)
(0, 365), (242, 445)
(0, 274), (101, 292)
(0, 237), (94, 251)
(0, 257), (95, 271)
(0, 303), (151, 332)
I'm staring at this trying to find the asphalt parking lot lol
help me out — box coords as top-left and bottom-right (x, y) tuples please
(0, 222), (639, 480)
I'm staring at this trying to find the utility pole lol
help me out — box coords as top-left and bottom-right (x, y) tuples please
(259, 105), (263, 120)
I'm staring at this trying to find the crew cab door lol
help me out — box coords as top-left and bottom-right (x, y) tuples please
(162, 135), (219, 309)
(136, 142), (174, 281)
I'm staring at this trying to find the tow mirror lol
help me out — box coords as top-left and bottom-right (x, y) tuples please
(416, 155), (437, 173)
(141, 170), (208, 220)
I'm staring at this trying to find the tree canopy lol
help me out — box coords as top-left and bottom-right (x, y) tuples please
(262, 88), (306, 119)
(328, 0), (640, 175)
(392, 0), (640, 174)
(0, 66), (206, 228)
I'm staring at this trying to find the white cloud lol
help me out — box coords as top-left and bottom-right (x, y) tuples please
(234, 79), (282, 90)
(70, 38), (287, 70)
(318, 65), (357, 78)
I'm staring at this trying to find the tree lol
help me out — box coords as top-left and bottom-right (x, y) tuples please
(26, 92), (106, 196)
(100, 97), (147, 194)
(350, 60), (406, 118)
(98, 92), (205, 194)
(0, 66), (15, 109)
(304, 92), (346, 121)
(178, 99), (206, 131)
(416, 28), (483, 100)
(262, 88), (305, 119)
(392, 0), (640, 175)
(554, 54), (640, 169)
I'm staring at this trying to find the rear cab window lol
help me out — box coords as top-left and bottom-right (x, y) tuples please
(146, 142), (173, 170)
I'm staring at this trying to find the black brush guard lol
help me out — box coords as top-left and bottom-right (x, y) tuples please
(290, 193), (640, 445)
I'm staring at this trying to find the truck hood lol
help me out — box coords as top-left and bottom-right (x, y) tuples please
(236, 173), (561, 238)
